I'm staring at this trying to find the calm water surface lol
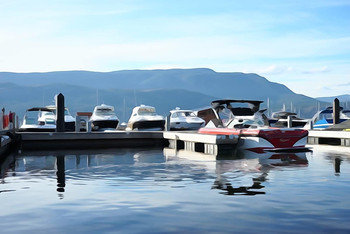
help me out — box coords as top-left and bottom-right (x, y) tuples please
(1, 146), (350, 233)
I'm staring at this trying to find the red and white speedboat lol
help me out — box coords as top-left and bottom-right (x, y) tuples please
(198, 100), (308, 153)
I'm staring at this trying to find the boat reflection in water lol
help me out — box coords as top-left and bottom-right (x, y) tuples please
(1, 147), (307, 198)
(164, 148), (308, 196)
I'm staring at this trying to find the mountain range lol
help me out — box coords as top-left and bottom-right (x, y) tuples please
(317, 94), (350, 104)
(0, 68), (332, 121)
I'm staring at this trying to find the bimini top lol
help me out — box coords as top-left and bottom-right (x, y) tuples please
(272, 111), (297, 118)
(27, 107), (53, 112)
(211, 99), (263, 116)
(211, 99), (263, 106)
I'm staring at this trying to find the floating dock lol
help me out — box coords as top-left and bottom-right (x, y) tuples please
(18, 131), (165, 150)
(308, 130), (350, 147)
(163, 131), (238, 155)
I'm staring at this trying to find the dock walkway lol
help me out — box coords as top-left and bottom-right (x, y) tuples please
(163, 131), (238, 155)
(18, 131), (165, 150)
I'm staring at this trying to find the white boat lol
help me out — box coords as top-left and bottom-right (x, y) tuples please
(311, 107), (350, 129)
(19, 107), (56, 132)
(45, 105), (76, 131)
(198, 100), (309, 153)
(127, 105), (165, 131)
(90, 104), (119, 130)
(269, 111), (308, 128)
(169, 108), (205, 130)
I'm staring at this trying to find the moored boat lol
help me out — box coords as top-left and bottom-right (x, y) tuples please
(19, 107), (56, 132)
(169, 108), (205, 130)
(311, 107), (350, 129)
(198, 100), (309, 153)
(90, 104), (119, 130)
(269, 111), (308, 128)
(127, 105), (165, 131)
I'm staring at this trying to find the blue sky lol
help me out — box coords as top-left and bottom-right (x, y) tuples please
(0, 0), (349, 97)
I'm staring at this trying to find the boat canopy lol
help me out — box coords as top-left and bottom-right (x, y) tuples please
(211, 99), (263, 116)
(272, 111), (297, 119)
(27, 107), (53, 112)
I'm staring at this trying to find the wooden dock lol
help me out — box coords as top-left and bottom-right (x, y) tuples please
(163, 131), (238, 155)
(18, 131), (165, 150)
(308, 130), (350, 147)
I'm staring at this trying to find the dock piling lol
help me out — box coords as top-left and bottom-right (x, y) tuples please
(75, 116), (81, 132)
(333, 98), (340, 125)
(0, 112), (3, 131)
(56, 93), (65, 132)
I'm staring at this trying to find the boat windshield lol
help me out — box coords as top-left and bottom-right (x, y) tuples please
(96, 108), (115, 116)
(42, 111), (55, 117)
(51, 109), (70, 116)
(317, 113), (333, 121)
(24, 111), (39, 125)
(172, 112), (196, 118)
(138, 108), (156, 116)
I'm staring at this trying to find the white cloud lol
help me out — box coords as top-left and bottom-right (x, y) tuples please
(301, 66), (330, 74)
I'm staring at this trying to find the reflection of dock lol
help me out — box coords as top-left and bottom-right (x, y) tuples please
(18, 131), (165, 150)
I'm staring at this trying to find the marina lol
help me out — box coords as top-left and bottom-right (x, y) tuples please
(2, 96), (350, 161)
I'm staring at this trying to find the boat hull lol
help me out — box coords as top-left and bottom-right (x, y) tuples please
(170, 122), (204, 131)
(131, 120), (165, 130)
(198, 128), (309, 153)
(92, 120), (119, 130)
(18, 127), (56, 132)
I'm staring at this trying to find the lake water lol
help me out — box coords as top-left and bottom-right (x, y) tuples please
(1, 146), (350, 233)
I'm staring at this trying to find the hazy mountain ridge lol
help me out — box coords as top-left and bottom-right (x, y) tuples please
(0, 68), (330, 119)
(317, 94), (350, 104)
(0, 82), (217, 122)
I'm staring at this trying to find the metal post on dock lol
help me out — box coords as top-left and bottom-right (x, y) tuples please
(309, 120), (313, 130)
(15, 115), (19, 130)
(165, 114), (170, 131)
(0, 112), (3, 131)
(287, 115), (292, 128)
(75, 116), (81, 133)
(55, 93), (65, 132)
(333, 98), (340, 125)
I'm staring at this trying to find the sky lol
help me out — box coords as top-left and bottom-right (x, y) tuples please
(0, 0), (349, 97)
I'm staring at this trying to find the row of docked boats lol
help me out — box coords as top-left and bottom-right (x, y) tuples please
(19, 98), (350, 153)
(19, 104), (205, 132)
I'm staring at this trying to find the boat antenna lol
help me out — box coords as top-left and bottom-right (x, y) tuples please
(42, 89), (45, 106)
(134, 89), (137, 106)
(123, 97), (126, 121)
(267, 97), (270, 118)
(96, 88), (99, 105)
